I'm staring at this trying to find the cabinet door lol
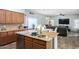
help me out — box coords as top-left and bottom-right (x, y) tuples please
(0, 32), (7, 37)
(25, 40), (32, 49)
(5, 10), (12, 24)
(33, 39), (46, 49)
(0, 32), (8, 45)
(17, 13), (24, 24)
(32, 42), (46, 49)
(12, 12), (24, 24)
(12, 12), (18, 24)
(7, 31), (15, 42)
(33, 39), (46, 46)
(0, 9), (6, 24)
(25, 37), (33, 49)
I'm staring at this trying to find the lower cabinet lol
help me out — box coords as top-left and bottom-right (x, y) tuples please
(0, 30), (23, 46)
(7, 31), (16, 43)
(32, 39), (46, 49)
(24, 36), (46, 49)
(0, 32), (8, 45)
(0, 37), (8, 45)
(25, 40), (32, 49)
(25, 36), (32, 49)
(32, 42), (46, 49)
(16, 35), (47, 49)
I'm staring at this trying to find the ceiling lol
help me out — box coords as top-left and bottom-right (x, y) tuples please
(26, 9), (79, 16)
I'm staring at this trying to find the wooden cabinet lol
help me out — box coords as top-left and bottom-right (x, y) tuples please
(32, 39), (46, 49)
(33, 39), (46, 46)
(11, 12), (18, 24)
(11, 11), (24, 24)
(7, 31), (16, 43)
(0, 9), (24, 24)
(0, 9), (6, 24)
(5, 10), (12, 23)
(0, 32), (7, 37)
(25, 40), (32, 49)
(32, 42), (46, 49)
(16, 13), (24, 24)
(0, 32), (8, 45)
(0, 30), (24, 46)
(25, 37), (46, 49)
(0, 32), (13, 45)
(16, 35), (47, 49)
(25, 37), (32, 49)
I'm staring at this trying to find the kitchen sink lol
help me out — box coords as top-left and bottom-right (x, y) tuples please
(37, 35), (46, 38)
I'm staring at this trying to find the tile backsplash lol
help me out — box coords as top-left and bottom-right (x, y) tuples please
(0, 24), (23, 30)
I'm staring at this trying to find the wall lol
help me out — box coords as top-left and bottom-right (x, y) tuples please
(24, 10), (79, 31)
(24, 10), (49, 26)
(25, 10), (55, 26)
(53, 14), (79, 31)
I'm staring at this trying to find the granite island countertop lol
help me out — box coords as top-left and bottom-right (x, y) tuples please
(16, 30), (58, 42)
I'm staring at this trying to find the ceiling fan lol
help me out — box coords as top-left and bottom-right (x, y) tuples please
(59, 13), (65, 16)
(29, 12), (34, 15)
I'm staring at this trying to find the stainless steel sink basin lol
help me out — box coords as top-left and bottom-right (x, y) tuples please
(37, 35), (46, 38)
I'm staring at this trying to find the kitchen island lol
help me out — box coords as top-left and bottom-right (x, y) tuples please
(16, 30), (58, 49)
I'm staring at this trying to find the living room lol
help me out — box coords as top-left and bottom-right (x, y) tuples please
(25, 9), (79, 49)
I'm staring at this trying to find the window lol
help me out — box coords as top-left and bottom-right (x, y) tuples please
(74, 19), (79, 29)
(27, 16), (38, 29)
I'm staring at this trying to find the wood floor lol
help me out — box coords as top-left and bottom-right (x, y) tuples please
(0, 42), (16, 49)
(58, 36), (79, 49)
(0, 32), (79, 49)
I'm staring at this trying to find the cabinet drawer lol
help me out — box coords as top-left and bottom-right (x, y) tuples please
(32, 42), (46, 49)
(33, 39), (46, 46)
(0, 32), (7, 37)
(0, 37), (6, 45)
(8, 31), (13, 35)
(25, 36), (32, 41)
(25, 40), (32, 49)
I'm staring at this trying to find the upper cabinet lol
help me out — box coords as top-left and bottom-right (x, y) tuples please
(5, 10), (12, 24)
(17, 13), (24, 24)
(0, 9), (6, 24)
(0, 9), (25, 24)
(12, 12), (24, 24)
(11, 12), (18, 24)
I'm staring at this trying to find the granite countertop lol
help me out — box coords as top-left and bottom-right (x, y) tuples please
(16, 30), (58, 41)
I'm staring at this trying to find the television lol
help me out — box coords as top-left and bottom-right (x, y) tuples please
(59, 19), (69, 24)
